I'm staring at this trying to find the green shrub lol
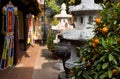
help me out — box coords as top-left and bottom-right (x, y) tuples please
(46, 30), (55, 51)
(51, 18), (59, 26)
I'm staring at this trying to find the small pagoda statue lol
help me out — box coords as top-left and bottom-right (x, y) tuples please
(52, 3), (73, 31)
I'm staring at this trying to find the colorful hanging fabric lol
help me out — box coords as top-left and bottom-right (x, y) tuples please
(27, 14), (35, 44)
(0, 1), (17, 69)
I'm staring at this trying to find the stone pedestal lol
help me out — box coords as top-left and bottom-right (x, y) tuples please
(53, 62), (64, 71)
(54, 42), (71, 78)
(58, 72), (74, 79)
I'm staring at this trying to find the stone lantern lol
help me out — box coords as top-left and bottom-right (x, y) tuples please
(63, 0), (102, 40)
(54, 1), (103, 78)
(69, 0), (102, 29)
(56, 0), (103, 78)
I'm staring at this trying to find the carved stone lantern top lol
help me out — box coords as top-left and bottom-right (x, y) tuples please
(61, 3), (66, 10)
(69, 0), (103, 11)
(55, 3), (72, 18)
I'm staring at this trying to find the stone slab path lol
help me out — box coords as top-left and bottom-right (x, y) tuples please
(0, 43), (61, 79)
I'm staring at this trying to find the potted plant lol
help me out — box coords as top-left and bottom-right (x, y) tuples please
(46, 30), (59, 59)
(73, 1), (120, 79)
(47, 30), (55, 51)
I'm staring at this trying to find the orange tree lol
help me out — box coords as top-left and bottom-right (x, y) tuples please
(73, 1), (120, 79)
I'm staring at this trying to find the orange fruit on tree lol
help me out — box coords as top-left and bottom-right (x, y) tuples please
(112, 69), (118, 75)
(102, 27), (108, 33)
(92, 43), (96, 48)
(92, 38), (95, 42)
(95, 18), (101, 24)
(94, 38), (99, 44)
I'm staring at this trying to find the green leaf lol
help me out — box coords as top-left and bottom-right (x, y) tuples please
(116, 26), (120, 31)
(101, 38), (107, 49)
(78, 71), (82, 76)
(104, 49), (109, 52)
(108, 54), (114, 62)
(109, 38), (114, 45)
(113, 59), (117, 65)
(102, 63), (109, 69)
(96, 64), (101, 71)
(88, 76), (92, 79)
(113, 20), (117, 25)
(114, 47), (120, 52)
(116, 67), (120, 72)
(99, 56), (105, 61)
(108, 70), (112, 78)
(100, 74), (106, 79)
(94, 72), (98, 79)
(107, 32), (112, 37)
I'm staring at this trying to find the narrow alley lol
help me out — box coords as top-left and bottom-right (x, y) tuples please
(0, 43), (60, 79)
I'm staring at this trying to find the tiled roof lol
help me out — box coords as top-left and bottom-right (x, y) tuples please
(69, 2), (102, 11)
(62, 29), (94, 40)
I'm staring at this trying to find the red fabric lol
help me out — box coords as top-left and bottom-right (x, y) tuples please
(8, 11), (12, 32)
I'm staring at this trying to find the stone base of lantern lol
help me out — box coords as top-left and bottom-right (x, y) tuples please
(58, 71), (74, 79)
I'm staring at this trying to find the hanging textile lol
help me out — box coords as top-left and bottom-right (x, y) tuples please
(27, 14), (35, 44)
(0, 1), (17, 69)
(34, 18), (43, 40)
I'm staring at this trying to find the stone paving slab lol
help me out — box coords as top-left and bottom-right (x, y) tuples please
(32, 45), (61, 79)
(0, 43), (61, 79)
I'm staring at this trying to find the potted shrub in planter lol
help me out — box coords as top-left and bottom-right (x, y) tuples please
(47, 30), (55, 51)
(46, 30), (59, 59)
(73, 1), (120, 79)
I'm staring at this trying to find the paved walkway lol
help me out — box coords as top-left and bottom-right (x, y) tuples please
(0, 43), (61, 79)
